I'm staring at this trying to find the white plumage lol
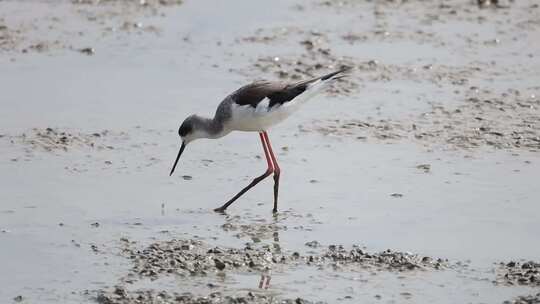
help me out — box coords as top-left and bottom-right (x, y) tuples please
(227, 79), (330, 132)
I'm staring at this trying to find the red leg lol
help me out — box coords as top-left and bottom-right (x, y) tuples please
(260, 132), (274, 172)
(214, 133), (274, 213)
(262, 132), (280, 213)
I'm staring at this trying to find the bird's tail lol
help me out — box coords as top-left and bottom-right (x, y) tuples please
(320, 67), (350, 81)
(297, 66), (351, 86)
(297, 67), (350, 98)
(284, 67), (350, 111)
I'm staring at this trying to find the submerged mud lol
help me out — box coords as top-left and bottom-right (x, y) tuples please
(4, 128), (120, 152)
(0, 0), (183, 54)
(302, 88), (540, 151)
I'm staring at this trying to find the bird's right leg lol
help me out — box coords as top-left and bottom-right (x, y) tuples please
(262, 132), (280, 213)
(214, 132), (274, 213)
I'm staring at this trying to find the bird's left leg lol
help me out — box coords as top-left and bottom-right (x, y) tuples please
(262, 132), (280, 213)
(214, 132), (274, 213)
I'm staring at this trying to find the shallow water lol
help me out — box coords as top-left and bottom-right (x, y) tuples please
(1, 0), (540, 303)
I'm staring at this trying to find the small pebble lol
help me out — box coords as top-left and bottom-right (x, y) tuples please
(78, 47), (95, 55)
(214, 259), (226, 270)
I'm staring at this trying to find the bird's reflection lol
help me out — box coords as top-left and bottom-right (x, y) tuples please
(258, 271), (271, 289)
(257, 214), (281, 289)
(221, 212), (286, 290)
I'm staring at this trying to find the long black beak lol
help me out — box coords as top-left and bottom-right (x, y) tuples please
(169, 141), (186, 176)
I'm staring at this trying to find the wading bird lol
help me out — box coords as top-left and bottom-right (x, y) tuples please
(170, 69), (347, 213)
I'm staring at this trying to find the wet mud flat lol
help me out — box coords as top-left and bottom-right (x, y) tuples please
(1, 0), (540, 303)
(0, 0), (183, 55)
(94, 236), (451, 304)
(303, 88), (540, 151)
(81, 211), (537, 304)
(91, 233), (540, 304)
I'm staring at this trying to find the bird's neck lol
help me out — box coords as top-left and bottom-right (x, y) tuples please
(194, 115), (227, 139)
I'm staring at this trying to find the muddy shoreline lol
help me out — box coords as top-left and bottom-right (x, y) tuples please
(1, 0), (540, 303)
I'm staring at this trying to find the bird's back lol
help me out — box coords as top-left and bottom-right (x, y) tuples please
(217, 69), (348, 132)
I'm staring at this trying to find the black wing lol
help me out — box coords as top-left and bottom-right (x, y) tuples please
(231, 68), (347, 108)
(230, 81), (306, 108)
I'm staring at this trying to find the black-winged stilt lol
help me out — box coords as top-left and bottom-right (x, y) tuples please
(169, 68), (348, 213)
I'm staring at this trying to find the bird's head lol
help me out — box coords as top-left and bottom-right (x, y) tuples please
(169, 115), (207, 176)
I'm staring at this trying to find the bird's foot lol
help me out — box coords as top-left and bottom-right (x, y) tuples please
(272, 208), (278, 214)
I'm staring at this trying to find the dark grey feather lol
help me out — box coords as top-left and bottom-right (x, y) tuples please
(229, 68), (348, 109)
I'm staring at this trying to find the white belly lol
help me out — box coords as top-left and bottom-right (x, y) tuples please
(228, 99), (295, 132)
